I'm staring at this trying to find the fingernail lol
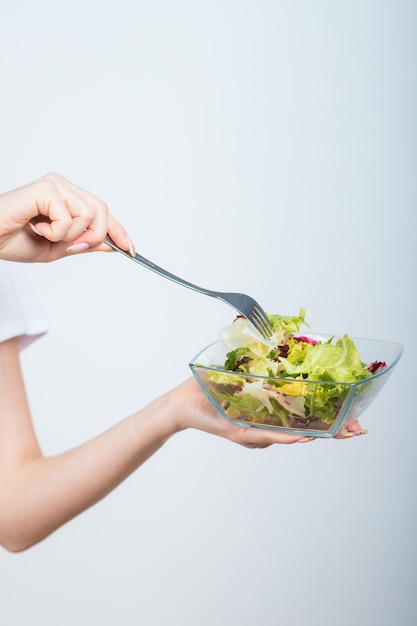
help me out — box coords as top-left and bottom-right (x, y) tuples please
(337, 432), (356, 439)
(297, 436), (316, 443)
(67, 242), (90, 253)
(29, 222), (43, 236)
(354, 429), (368, 437)
(127, 238), (136, 257)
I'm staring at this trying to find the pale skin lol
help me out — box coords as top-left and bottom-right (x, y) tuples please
(0, 173), (366, 553)
(0, 172), (135, 262)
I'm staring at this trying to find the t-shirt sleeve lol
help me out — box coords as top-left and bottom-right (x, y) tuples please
(0, 261), (48, 350)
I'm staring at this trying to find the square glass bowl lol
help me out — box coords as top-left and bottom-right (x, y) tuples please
(189, 335), (403, 438)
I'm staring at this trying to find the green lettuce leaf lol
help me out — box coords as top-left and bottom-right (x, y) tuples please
(279, 335), (372, 382)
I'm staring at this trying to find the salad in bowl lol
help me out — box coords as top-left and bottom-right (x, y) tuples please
(189, 309), (403, 437)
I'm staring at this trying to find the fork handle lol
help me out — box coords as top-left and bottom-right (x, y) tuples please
(104, 236), (220, 299)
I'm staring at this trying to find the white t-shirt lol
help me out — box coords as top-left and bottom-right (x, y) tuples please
(0, 261), (48, 349)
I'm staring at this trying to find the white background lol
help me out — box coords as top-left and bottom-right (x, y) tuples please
(0, 1), (416, 625)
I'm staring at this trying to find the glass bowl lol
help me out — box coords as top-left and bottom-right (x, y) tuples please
(189, 334), (403, 438)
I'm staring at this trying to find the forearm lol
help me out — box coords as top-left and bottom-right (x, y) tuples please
(0, 392), (178, 552)
(0, 331), (308, 554)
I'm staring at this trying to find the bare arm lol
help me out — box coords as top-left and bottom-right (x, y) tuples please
(0, 338), (306, 552)
(0, 338), (176, 550)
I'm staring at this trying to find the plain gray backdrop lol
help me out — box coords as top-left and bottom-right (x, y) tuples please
(0, 1), (416, 625)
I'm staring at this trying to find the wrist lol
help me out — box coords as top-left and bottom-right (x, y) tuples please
(130, 389), (184, 444)
(165, 377), (220, 433)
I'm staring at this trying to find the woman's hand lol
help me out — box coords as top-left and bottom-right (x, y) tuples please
(0, 173), (135, 263)
(168, 378), (368, 446)
(168, 378), (315, 447)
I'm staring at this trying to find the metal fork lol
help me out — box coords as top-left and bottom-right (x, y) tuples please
(104, 235), (273, 340)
